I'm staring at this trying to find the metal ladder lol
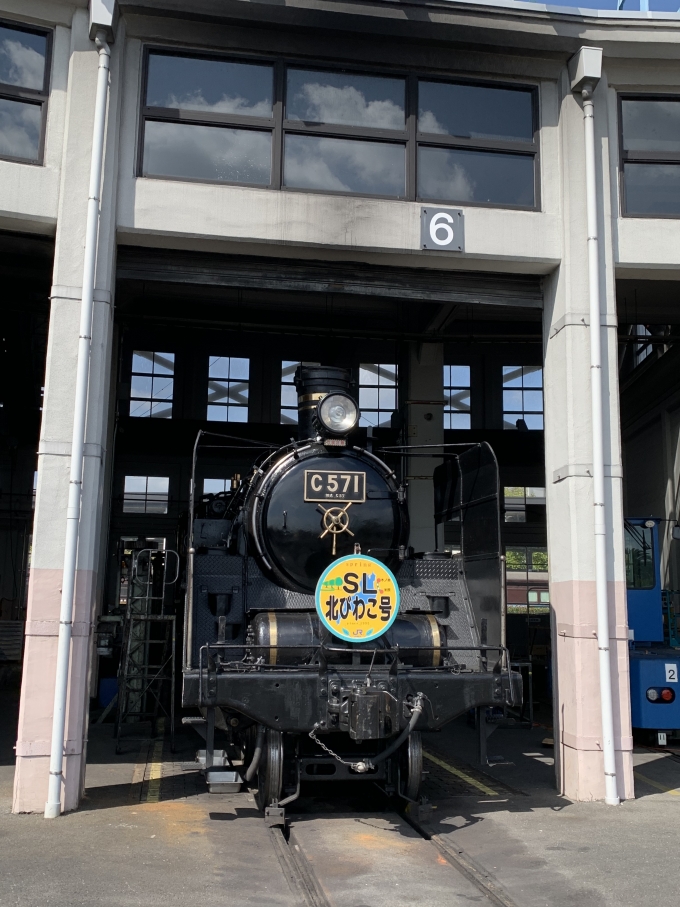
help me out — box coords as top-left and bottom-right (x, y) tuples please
(115, 548), (179, 753)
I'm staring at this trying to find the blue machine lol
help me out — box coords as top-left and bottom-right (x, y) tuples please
(626, 519), (680, 742)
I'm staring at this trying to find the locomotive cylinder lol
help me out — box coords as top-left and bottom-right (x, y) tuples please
(250, 612), (443, 666)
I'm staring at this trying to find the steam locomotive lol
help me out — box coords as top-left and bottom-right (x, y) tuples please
(182, 366), (520, 816)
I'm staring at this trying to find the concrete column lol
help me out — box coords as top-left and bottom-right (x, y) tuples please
(13, 8), (123, 813)
(543, 71), (634, 801)
(406, 343), (444, 553)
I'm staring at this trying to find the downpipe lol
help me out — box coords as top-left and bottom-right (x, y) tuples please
(44, 31), (111, 819)
(581, 84), (620, 806)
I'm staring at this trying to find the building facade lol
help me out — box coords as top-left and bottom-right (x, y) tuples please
(3, 0), (680, 811)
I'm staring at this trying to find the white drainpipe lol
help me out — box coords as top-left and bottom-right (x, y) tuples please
(569, 47), (620, 806)
(44, 30), (111, 819)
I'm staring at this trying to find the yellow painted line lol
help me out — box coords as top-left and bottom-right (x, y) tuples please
(424, 750), (499, 796)
(634, 771), (680, 796)
(144, 737), (164, 803)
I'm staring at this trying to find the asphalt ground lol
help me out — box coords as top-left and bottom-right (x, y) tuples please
(1, 690), (680, 907)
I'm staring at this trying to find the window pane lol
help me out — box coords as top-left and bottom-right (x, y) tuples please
(624, 163), (680, 216)
(446, 390), (470, 412)
(229, 357), (250, 380)
(378, 387), (396, 409)
(207, 404), (228, 422)
(284, 134), (405, 197)
(359, 366), (379, 386)
(143, 120), (271, 185)
(228, 407), (248, 423)
(418, 82), (533, 142)
(132, 351), (154, 374)
(146, 54), (273, 117)
(281, 385), (297, 407)
(448, 413), (471, 429)
(131, 375), (152, 398)
(147, 476), (169, 494)
(130, 400), (151, 418)
(502, 366), (523, 387)
(503, 390), (523, 411)
(204, 478), (227, 495)
(522, 366), (543, 387)
(0, 97), (41, 161)
(286, 69), (405, 129)
(360, 387), (379, 410)
(523, 414), (543, 430)
(124, 476), (147, 493)
(153, 352), (175, 375)
(622, 100), (680, 155)
(150, 401), (172, 418)
(447, 365), (470, 386)
(523, 390), (543, 412)
(0, 26), (47, 90)
(208, 356), (230, 379)
(418, 146), (534, 207)
(151, 377), (174, 400)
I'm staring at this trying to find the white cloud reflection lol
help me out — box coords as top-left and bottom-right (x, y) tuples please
(0, 38), (44, 90)
(143, 121), (271, 184)
(284, 134), (404, 195)
(418, 147), (475, 202)
(290, 83), (404, 129)
(162, 90), (272, 117)
(0, 98), (40, 160)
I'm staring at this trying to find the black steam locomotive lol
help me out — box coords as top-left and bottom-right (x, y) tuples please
(182, 366), (520, 815)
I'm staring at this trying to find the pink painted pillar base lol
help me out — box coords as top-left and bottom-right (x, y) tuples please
(552, 579), (634, 801)
(13, 567), (96, 814)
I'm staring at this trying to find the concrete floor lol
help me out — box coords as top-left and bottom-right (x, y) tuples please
(2, 689), (680, 907)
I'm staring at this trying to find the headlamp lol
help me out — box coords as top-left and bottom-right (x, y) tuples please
(317, 393), (359, 436)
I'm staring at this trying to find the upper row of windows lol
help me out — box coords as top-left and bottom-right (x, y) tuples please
(130, 350), (544, 430)
(2, 18), (680, 216)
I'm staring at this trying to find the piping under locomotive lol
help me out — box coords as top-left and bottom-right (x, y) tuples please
(182, 366), (521, 814)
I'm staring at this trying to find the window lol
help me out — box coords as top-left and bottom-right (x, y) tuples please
(418, 81), (536, 207)
(139, 49), (538, 209)
(141, 51), (274, 185)
(504, 486), (546, 523)
(280, 360), (319, 424)
(123, 476), (170, 514)
(207, 356), (249, 422)
(203, 478), (229, 495)
(0, 22), (50, 164)
(505, 546), (549, 612)
(443, 365), (470, 429)
(130, 351), (174, 418)
(359, 364), (397, 428)
(620, 97), (680, 217)
(624, 523), (655, 590)
(502, 366), (543, 430)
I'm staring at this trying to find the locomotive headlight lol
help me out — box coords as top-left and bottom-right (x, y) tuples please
(317, 393), (359, 435)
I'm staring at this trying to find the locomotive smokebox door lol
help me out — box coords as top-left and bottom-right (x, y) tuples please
(349, 688), (397, 740)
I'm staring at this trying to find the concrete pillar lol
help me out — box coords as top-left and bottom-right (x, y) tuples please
(13, 8), (123, 813)
(543, 71), (634, 801)
(406, 343), (444, 553)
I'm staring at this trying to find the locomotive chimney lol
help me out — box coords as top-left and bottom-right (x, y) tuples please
(294, 365), (352, 440)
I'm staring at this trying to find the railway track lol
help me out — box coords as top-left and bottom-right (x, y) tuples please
(267, 808), (519, 907)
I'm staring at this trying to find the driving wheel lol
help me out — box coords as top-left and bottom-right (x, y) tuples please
(254, 729), (284, 810)
(400, 731), (423, 802)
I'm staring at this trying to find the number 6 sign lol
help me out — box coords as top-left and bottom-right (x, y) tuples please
(420, 207), (465, 251)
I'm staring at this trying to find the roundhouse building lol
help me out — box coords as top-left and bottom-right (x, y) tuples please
(2, 0), (679, 812)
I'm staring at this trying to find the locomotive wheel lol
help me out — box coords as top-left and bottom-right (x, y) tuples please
(254, 729), (284, 810)
(400, 731), (423, 802)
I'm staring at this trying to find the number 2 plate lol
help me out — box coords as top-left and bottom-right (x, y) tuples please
(665, 663), (678, 683)
(304, 470), (366, 503)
